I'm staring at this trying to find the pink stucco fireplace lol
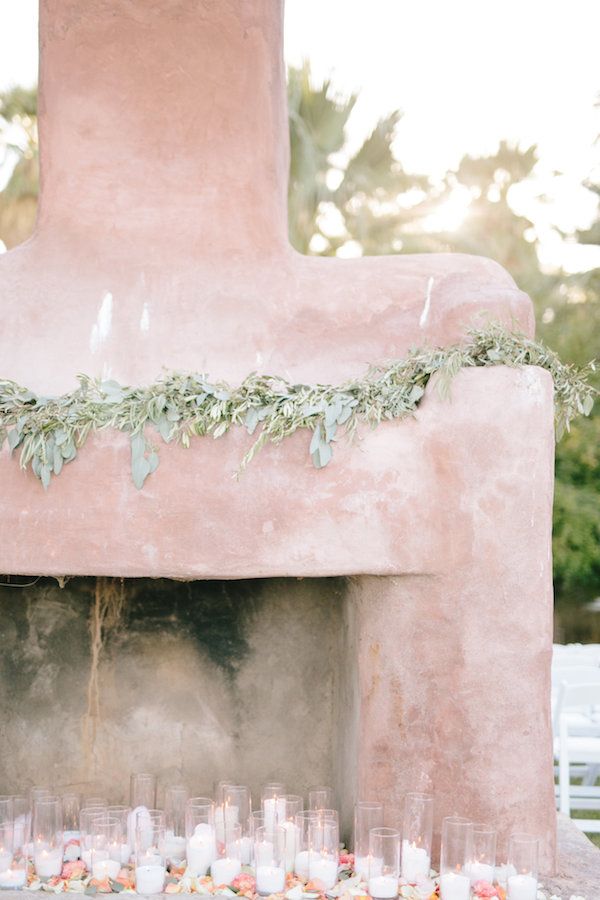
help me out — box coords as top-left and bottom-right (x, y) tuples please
(0, 0), (556, 872)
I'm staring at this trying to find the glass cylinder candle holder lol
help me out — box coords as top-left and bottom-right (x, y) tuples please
(62, 794), (81, 842)
(0, 814), (28, 890)
(220, 786), (252, 864)
(354, 801), (385, 881)
(11, 797), (30, 860)
(307, 819), (339, 890)
(210, 821), (242, 886)
(215, 794), (240, 843)
(506, 833), (539, 900)
(91, 817), (122, 882)
(29, 788), (51, 809)
(293, 812), (318, 879)
(135, 819), (165, 896)
(401, 793), (433, 883)
(466, 823), (496, 886)
(316, 808), (339, 824)
(84, 797), (108, 808)
(32, 797), (63, 879)
(108, 807), (132, 865)
(308, 786), (334, 812)
(138, 812), (165, 858)
(162, 787), (188, 866)
(0, 806), (14, 886)
(439, 817), (472, 900)
(368, 827), (400, 899)
(130, 774), (157, 811)
(185, 799), (216, 877)
(214, 780), (234, 802)
(261, 783), (285, 799)
(279, 795), (303, 872)
(79, 806), (108, 868)
(254, 825), (286, 896)
(261, 784), (286, 833)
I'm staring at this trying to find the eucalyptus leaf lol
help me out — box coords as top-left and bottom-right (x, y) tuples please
(7, 428), (22, 452)
(0, 324), (595, 488)
(131, 454), (151, 490)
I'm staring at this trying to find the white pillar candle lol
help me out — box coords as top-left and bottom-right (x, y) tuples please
(507, 873), (538, 900)
(135, 864), (165, 895)
(368, 874), (398, 898)
(128, 806), (152, 851)
(294, 850), (310, 879)
(355, 854), (383, 880)
(81, 848), (93, 869)
(215, 805), (239, 842)
(468, 861), (495, 884)
(0, 866), (27, 889)
(34, 847), (63, 878)
(211, 856), (242, 885)
(161, 832), (186, 863)
(238, 836), (252, 865)
(0, 852), (12, 872)
(255, 839), (275, 867)
(439, 871), (471, 900)
(13, 819), (28, 849)
(263, 798), (286, 832)
(308, 856), (338, 889)
(401, 840), (430, 882)
(256, 864), (285, 895)
(120, 843), (132, 865)
(92, 857), (121, 880)
(186, 823), (216, 876)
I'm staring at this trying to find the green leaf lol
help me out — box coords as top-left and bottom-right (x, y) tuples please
(157, 416), (172, 442)
(131, 454), (151, 489)
(245, 408), (259, 435)
(312, 440), (333, 468)
(61, 438), (77, 461)
(7, 428), (22, 452)
(53, 444), (63, 475)
(325, 399), (342, 427)
(309, 423), (323, 455)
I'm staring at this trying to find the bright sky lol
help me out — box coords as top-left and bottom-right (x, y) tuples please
(1, 0), (599, 269)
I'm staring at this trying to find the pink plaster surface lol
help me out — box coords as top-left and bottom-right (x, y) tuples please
(348, 369), (556, 873)
(0, 0), (557, 869)
(0, 367), (553, 580)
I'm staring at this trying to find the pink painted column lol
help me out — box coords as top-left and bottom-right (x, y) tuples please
(344, 368), (556, 872)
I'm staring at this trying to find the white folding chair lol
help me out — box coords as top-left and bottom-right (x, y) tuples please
(553, 643), (600, 665)
(554, 681), (600, 833)
(552, 666), (600, 742)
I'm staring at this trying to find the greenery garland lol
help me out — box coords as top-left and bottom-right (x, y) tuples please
(0, 324), (596, 490)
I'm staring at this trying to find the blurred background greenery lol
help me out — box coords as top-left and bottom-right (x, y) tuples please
(1, 70), (598, 638)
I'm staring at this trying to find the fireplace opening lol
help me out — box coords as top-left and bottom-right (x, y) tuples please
(0, 575), (353, 832)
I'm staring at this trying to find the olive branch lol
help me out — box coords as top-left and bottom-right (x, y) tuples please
(0, 324), (595, 490)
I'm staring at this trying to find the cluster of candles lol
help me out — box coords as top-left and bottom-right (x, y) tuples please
(0, 778), (540, 900)
(354, 795), (540, 900)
